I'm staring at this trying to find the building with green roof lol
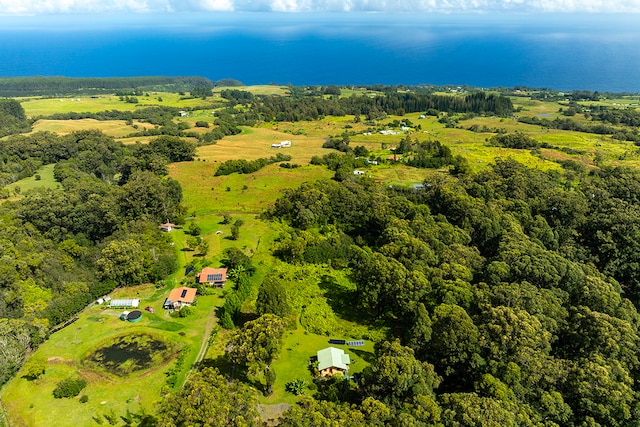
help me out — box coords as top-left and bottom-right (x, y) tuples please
(317, 347), (350, 377)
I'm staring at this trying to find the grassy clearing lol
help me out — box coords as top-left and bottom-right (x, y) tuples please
(5, 164), (61, 196)
(21, 93), (214, 118)
(2, 282), (226, 427)
(264, 325), (375, 405)
(30, 119), (146, 138)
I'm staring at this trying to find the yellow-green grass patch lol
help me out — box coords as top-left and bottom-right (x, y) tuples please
(195, 127), (333, 164)
(4, 164), (61, 196)
(212, 85), (289, 96)
(170, 161), (332, 215)
(31, 119), (140, 137)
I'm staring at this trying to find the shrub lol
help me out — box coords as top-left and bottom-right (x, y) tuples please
(53, 377), (87, 398)
(178, 306), (194, 318)
(79, 395), (89, 403)
(285, 379), (306, 395)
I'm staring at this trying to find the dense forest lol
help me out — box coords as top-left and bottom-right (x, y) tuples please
(0, 76), (220, 97)
(259, 158), (640, 426)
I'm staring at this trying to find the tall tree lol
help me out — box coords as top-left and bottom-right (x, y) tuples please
(226, 314), (287, 395)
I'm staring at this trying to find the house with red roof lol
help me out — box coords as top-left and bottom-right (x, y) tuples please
(164, 286), (197, 310)
(158, 222), (175, 232)
(197, 267), (227, 288)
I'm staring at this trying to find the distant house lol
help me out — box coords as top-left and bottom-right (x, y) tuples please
(197, 267), (227, 287)
(159, 222), (175, 232)
(109, 298), (140, 309)
(163, 286), (197, 309)
(317, 347), (351, 377)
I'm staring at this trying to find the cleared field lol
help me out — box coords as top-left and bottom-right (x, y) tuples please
(212, 85), (289, 96)
(2, 283), (226, 427)
(196, 126), (332, 164)
(5, 164), (61, 196)
(21, 92), (215, 118)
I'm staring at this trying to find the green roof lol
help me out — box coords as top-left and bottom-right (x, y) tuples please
(317, 347), (350, 371)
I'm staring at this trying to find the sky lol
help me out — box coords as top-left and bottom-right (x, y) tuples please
(1, 0), (640, 14)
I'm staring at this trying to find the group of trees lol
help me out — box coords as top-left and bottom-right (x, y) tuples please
(261, 157), (640, 426)
(214, 153), (292, 176)
(0, 99), (30, 138)
(0, 76), (214, 97)
(250, 90), (513, 122)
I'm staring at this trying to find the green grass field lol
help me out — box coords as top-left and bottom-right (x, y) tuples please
(5, 164), (61, 197)
(1, 282), (226, 427)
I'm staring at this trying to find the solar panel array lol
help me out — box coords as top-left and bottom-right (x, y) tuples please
(207, 273), (223, 281)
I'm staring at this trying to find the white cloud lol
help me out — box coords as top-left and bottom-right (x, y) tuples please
(1, 0), (639, 14)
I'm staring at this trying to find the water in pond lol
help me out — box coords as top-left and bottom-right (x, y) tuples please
(85, 333), (172, 376)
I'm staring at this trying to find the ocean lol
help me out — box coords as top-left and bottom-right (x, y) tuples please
(1, 13), (639, 92)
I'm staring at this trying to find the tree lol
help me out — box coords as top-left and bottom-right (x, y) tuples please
(428, 304), (482, 390)
(196, 239), (209, 256)
(362, 340), (440, 407)
(226, 314), (287, 395)
(22, 355), (47, 380)
(96, 239), (145, 286)
(0, 319), (32, 386)
(407, 303), (432, 360)
(157, 367), (262, 427)
(256, 275), (291, 317)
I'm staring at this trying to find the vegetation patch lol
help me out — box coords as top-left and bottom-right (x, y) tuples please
(83, 333), (174, 377)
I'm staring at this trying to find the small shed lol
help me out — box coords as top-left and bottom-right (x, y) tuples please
(317, 347), (351, 377)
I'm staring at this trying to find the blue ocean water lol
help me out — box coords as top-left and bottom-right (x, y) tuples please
(0, 13), (639, 92)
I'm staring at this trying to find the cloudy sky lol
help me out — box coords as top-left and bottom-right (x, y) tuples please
(1, 0), (640, 14)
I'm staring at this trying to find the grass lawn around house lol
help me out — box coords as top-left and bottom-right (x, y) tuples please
(263, 324), (375, 405)
(2, 282), (226, 427)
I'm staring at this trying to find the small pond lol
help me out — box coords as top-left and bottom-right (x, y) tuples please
(85, 333), (173, 376)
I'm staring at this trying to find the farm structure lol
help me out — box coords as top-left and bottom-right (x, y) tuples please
(271, 140), (292, 148)
(197, 267), (227, 288)
(164, 286), (197, 309)
(109, 298), (140, 309)
(317, 347), (351, 377)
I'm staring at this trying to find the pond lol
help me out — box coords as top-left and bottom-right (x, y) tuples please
(84, 333), (174, 377)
